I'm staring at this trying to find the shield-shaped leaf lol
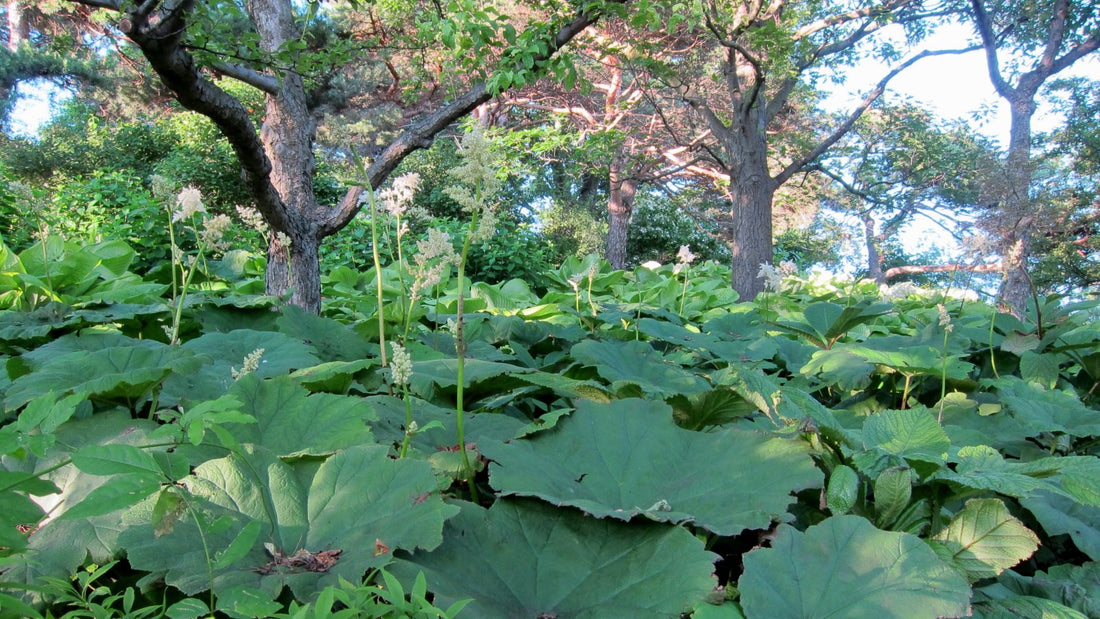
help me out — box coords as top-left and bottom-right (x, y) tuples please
(739, 515), (970, 618)
(224, 375), (375, 457)
(570, 339), (709, 397)
(0, 411), (159, 590)
(4, 345), (201, 411)
(1021, 491), (1100, 561)
(397, 498), (718, 618)
(121, 444), (456, 600)
(862, 407), (950, 464)
(482, 399), (822, 535)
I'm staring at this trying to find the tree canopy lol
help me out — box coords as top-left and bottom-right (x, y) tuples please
(0, 0), (1097, 309)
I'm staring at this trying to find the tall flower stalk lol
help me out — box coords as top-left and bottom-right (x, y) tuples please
(674, 245), (696, 316)
(159, 183), (232, 345)
(390, 341), (416, 458)
(366, 187), (389, 370)
(936, 303), (955, 422)
(443, 126), (501, 497)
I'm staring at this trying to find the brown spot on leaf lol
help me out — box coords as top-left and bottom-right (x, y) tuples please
(256, 547), (342, 575)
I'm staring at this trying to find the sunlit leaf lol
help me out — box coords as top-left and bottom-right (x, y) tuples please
(929, 498), (1039, 582)
(862, 407), (950, 464)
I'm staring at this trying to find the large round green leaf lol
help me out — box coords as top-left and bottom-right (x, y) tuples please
(159, 329), (321, 404)
(397, 499), (718, 618)
(1021, 491), (1100, 561)
(739, 515), (971, 618)
(121, 445), (457, 600)
(0, 411), (160, 591)
(482, 399), (822, 535)
(224, 375), (375, 457)
(862, 407), (951, 464)
(570, 339), (709, 397)
(4, 344), (201, 411)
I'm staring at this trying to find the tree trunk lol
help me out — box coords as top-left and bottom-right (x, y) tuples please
(7, 1), (27, 51)
(863, 214), (885, 284)
(605, 152), (636, 269)
(728, 164), (775, 300)
(266, 233), (321, 311)
(996, 96), (1036, 315)
(245, 0), (326, 312)
(720, 101), (775, 300)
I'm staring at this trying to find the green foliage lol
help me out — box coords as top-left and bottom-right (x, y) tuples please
(394, 499), (718, 618)
(537, 200), (608, 264)
(481, 398), (822, 535)
(1, 236), (1100, 616)
(740, 516), (972, 618)
(627, 193), (731, 267)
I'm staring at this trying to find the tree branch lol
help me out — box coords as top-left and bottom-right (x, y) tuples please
(795, 0), (915, 39)
(1040, 0), (1070, 72)
(970, 0), (1014, 98)
(773, 45), (980, 186)
(321, 0), (629, 234)
(208, 60), (280, 94)
(67, 0), (293, 231)
(1049, 30), (1100, 76)
(885, 262), (1000, 281)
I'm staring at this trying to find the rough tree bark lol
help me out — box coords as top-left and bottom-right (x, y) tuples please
(605, 151), (638, 269)
(863, 214), (885, 284)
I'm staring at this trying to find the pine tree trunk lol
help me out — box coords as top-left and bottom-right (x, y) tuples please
(267, 234), (321, 312)
(247, 0), (326, 313)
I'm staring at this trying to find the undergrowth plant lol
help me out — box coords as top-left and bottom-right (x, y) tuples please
(1, 222), (1099, 617)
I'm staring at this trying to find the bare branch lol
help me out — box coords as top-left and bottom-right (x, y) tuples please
(970, 0), (1014, 98)
(1048, 30), (1100, 76)
(885, 262), (1000, 281)
(773, 45), (980, 186)
(1040, 0), (1071, 72)
(70, 0), (120, 9)
(208, 60), (280, 94)
(795, 0), (915, 40)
